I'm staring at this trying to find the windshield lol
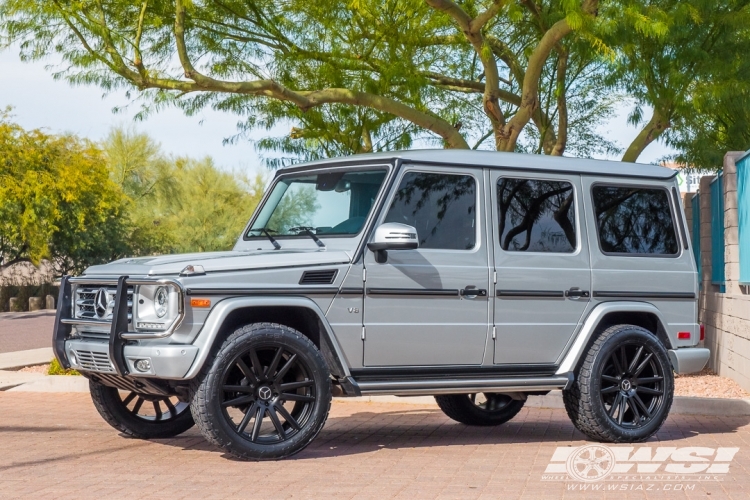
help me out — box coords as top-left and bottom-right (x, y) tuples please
(247, 169), (387, 238)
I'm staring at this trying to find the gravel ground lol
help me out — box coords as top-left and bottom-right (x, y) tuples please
(17, 364), (49, 374)
(675, 368), (750, 399)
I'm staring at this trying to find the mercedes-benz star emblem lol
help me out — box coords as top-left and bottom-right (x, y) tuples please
(94, 288), (109, 318)
(258, 386), (273, 401)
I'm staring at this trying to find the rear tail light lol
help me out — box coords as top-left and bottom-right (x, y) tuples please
(700, 324), (705, 341)
(677, 332), (691, 340)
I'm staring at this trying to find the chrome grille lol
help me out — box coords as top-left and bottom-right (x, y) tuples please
(74, 285), (133, 323)
(74, 350), (115, 373)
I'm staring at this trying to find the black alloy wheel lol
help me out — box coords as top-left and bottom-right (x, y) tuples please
(563, 324), (674, 443)
(435, 392), (526, 426)
(89, 380), (195, 439)
(599, 343), (666, 428)
(190, 323), (331, 460)
(220, 344), (317, 444)
(120, 391), (189, 422)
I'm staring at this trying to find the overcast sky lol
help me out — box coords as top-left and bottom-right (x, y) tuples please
(0, 48), (676, 173)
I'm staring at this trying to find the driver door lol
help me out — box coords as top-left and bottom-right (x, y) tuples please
(362, 166), (490, 367)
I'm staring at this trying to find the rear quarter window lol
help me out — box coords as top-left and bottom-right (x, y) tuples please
(592, 185), (679, 256)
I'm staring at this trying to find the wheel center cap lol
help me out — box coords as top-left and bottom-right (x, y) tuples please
(258, 386), (273, 401)
(620, 379), (632, 391)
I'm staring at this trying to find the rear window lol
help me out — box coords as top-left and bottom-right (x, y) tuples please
(592, 185), (679, 256)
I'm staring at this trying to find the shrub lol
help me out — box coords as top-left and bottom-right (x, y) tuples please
(47, 358), (80, 376)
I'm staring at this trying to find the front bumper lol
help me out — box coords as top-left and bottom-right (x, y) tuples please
(65, 339), (198, 379)
(668, 347), (710, 374)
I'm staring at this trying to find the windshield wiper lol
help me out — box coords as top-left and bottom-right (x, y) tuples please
(259, 228), (281, 250)
(290, 226), (325, 249)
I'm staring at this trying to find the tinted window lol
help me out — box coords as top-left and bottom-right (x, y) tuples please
(497, 178), (577, 252)
(592, 185), (678, 255)
(248, 170), (386, 237)
(384, 172), (476, 250)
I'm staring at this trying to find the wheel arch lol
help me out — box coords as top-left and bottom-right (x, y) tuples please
(184, 297), (350, 380)
(556, 302), (672, 375)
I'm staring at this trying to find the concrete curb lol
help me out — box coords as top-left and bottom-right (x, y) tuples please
(7, 375), (89, 393)
(0, 370), (46, 391)
(0, 347), (53, 370)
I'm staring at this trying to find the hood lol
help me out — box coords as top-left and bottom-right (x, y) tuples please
(83, 248), (353, 276)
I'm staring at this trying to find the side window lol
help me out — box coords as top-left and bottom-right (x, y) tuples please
(384, 172), (476, 250)
(497, 177), (577, 253)
(592, 185), (678, 255)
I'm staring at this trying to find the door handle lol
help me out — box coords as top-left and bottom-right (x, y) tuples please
(565, 288), (590, 299)
(461, 288), (487, 298)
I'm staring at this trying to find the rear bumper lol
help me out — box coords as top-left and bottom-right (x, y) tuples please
(668, 348), (710, 374)
(65, 339), (198, 380)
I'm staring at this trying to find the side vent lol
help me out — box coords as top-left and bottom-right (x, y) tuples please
(299, 269), (338, 285)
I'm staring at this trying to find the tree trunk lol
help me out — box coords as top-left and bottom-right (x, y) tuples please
(621, 109), (670, 163)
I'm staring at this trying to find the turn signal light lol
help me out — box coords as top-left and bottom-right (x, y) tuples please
(190, 298), (211, 308)
(677, 331), (691, 340)
(700, 324), (705, 341)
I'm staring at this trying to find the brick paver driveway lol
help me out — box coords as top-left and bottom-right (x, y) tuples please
(1, 393), (749, 499)
(0, 312), (54, 353)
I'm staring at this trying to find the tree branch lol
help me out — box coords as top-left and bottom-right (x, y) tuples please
(551, 49), (568, 156)
(169, 0), (470, 149)
(621, 108), (670, 162)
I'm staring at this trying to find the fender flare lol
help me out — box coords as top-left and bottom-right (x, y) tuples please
(183, 296), (351, 380)
(555, 301), (671, 375)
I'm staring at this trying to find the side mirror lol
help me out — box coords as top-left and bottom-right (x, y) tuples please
(367, 223), (419, 262)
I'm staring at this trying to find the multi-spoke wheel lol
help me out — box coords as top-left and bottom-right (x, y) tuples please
(435, 392), (525, 426)
(190, 323), (331, 460)
(89, 380), (195, 439)
(563, 324), (674, 442)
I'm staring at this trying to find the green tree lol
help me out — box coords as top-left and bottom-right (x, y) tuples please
(1, 1), (746, 165)
(102, 126), (267, 254)
(608, 0), (750, 167)
(0, 111), (129, 275)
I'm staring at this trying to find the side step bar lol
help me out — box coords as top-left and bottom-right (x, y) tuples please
(355, 373), (574, 396)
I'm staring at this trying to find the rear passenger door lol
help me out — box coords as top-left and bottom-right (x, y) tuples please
(490, 172), (592, 365)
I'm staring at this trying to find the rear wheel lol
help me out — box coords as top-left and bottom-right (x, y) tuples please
(190, 323), (331, 461)
(435, 393), (525, 426)
(563, 324), (674, 442)
(89, 380), (194, 439)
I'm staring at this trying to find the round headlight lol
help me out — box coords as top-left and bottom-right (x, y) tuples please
(154, 286), (169, 318)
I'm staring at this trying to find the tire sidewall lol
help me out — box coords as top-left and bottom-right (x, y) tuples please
(89, 380), (194, 439)
(197, 325), (331, 459)
(589, 328), (674, 440)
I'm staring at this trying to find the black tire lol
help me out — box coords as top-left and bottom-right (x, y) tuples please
(190, 323), (332, 461)
(89, 380), (195, 439)
(563, 324), (674, 443)
(435, 393), (525, 426)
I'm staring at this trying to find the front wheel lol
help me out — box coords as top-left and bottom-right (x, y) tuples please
(89, 380), (195, 439)
(563, 324), (674, 442)
(435, 393), (525, 426)
(190, 323), (332, 461)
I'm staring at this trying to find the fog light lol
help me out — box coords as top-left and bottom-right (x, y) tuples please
(135, 359), (151, 372)
(69, 351), (77, 365)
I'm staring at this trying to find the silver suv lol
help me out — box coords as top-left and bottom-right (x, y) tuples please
(53, 150), (709, 460)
